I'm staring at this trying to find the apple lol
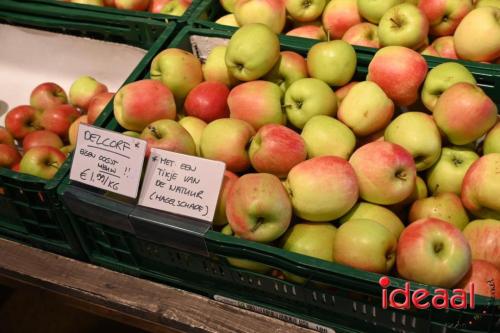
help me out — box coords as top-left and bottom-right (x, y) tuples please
(475, 0), (500, 8)
(463, 219), (500, 269)
(285, 0), (325, 22)
(0, 127), (14, 146)
(454, 6), (500, 62)
(263, 51), (308, 92)
(149, 0), (172, 12)
(349, 141), (417, 205)
(421, 45), (440, 56)
(11, 162), (20, 172)
(228, 81), (284, 130)
(114, 0), (150, 10)
(60, 145), (75, 156)
(150, 48), (203, 102)
(226, 173), (292, 242)
(87, 92), (114, 125)
(431, 36), (459, 59)
(421, 62), (476, 111)
(419, 0), (473, 36)
(339, 202), (405, 239)
(40, 104), (80, 139)
(334, 81), (359, 104)
(114, 79), (176, 132)
(68, 115), (88, 146)
(433, 83), (497, 145)
(216, 14), (240, 26)
(69, 76), (108, 111)
(225, 24), (280, 82)
(104, 0), (115, 5)
(140, 119), (196, 157)
(338, 81), (394, 137)
(200, 118), (255, 173)
(456, 260), (500, 299)
(22, 130), (63, 152)
(461, 154), (500, 219)
(409, 192), (469, 230)
(301, 115), (356, 160)
(249, 124), (307, 178)
(30, 82), (68, 112)
(322, 0), (362, 39)
(484, 122), (500, 154)
(280, 222), (337, 283)
(283, 78), (338, 129)
(122, 131), (141, 138)
(307, 40), (357, 87)
(286, 25), (327, 40)
(394, 175), (428, 208)
(184, 81), (230, 123)
(378, 3), (430, 50)
(426, 146), (479, 195)
(0, 144), (21, 168)
(334, 219), (397, 273)
(234, 0), (287, 33)
(5, 105), (41, 140)
(368, 46), (428, 106)
(384, 112), (442, 171)
(178, 116), (207, 156)
(202, 45), (239, 87)
(151, 0), (191, 15)
(220, 0), (237, 12)
(342, 22), (380, 48)
(19, 146), (66, 180)
(214, 171), (239, 226)
(70, 0), (104, 5)
(285, 156), (359, 221)
(397, 218), (472, 288)
(357, 0), (404, 24)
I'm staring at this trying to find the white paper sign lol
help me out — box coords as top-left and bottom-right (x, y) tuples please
(70, 124), (146, 198)
(138, 148), (226, 222)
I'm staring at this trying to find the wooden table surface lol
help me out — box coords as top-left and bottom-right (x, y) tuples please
(0, 238), (316, 333)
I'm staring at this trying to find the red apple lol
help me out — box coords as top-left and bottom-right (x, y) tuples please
(286, 25), (327, 40)
(5, 105), (41, 140)
(19, 146), (66, 180)
(87, 92), (114, 125)
(22, 130), (64, 152)
(40, 105), (80, 139)
(140, 119), (196, 157)
(214, 171), (239, 226)
(0, 127), (15, 146)
(184, 81), (230, 123)
(419, 0), (473, 36)
(68, 115), (89, 146)
(114, 0), (150, 10)
(431, 36), (459, 59)
(69, 76), (108, 111)
(463, 219), (500, 269)
(322, 0), (362, 39)
(11, 162), (20, 172)
(342, 22), (380, 48)
(456, 260), (500, 299)
(0, 144), (21, 168)
(30, 82), (68, 112)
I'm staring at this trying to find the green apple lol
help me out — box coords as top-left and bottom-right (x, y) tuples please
(463, 219), (500, 269)
(337, 81), (394, 137)
(483, 121), (500, 154)
(339, 202), (405, 239)
(150, 48), (203, 102)
(122, 131), (141, 138)
(475, 0), (500, 8)
(140, 119), (196, 157)
(280, 222), (337, 284)
(384, 112), (442, 171)
(426, 146), (479, 195)
(69, 75), (108, 110)
(300, 115), (356, 160)
(333, 219), (397, 274)
(409, 192), (470, 230)
(378, 3), (430, 49)
(285, 156), (359, 221)
(215, 14), (240, 27)
(234, 0), (287, 34)
(357, 0), (404, 24)
(19, 146), (66, 180)
(225, 23), (280, 81)
(178, 116), (207, 156)
(263, 51), (308, 92)
(284, 78), (338, 129)
(202, 45), (239, 87)
(220, 0), (237, 12)
(307, 40), (357, 87)
(285, 0), (326, 22)
(60, 145), (75, 156)
(421, 62), (476, 111)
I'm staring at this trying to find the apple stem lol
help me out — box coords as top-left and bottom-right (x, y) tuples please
(149, 126), (161, 139)
(48, 162), (59, 168)
(327, 29), (331, 42)
(395, 170), (407, 181)
(251, 218), (264, 232)
(390, 18), (402, 28)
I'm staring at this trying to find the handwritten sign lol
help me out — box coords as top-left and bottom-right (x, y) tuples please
(70, 124), (146, 198)
(138, 148), (225, 222)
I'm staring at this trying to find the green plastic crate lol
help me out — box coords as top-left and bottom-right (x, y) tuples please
(190, 0), (500, 105)
(15, 0), (202, 23)
(0, 2), (177, 258)
(58, 25), (500, 333)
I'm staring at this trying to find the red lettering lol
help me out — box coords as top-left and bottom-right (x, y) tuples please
(412, 289), (430, 309)
(389, 282), (410, 310)
(450, 289), (468, 309)
(432, 289), (449, 309)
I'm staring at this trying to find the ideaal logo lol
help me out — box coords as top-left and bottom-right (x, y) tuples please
(379, 276), (475, 310)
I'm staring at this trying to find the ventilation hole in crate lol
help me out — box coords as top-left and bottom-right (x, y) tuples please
(283, 284), (288, 293)
(257, 279), (262, 286)
(353, 302), (357, 312)
(322, 293), (327, 304)
(391, 312), (396, 323)
(331, 295), (335, 305)
(362, 304), (367, 314)
(401, 314), (406, 326)
(372, 307), (376, 318)
(219, 266), (224, 276)
(238, 272), (244, 281)
(411, 317), (416, 328)
(292, 286), (297, 296)
(274, 282), (279, 291)
(313, 291), (318, 301)
(248, 277), (253, 284)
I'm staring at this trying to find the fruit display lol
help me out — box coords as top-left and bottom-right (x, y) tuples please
(0, 77), (114, 180)
(63, 0), (193, 15)
(206, 0), (500, 64)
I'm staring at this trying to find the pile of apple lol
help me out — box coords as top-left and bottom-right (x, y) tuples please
(0, 77), (113, 180)
(111, 22), (499, 297)
(215, 0), (500, 63)
(65, 0), (192, 15)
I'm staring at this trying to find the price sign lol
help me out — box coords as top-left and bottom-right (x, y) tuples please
(69, 124), (146, 198)
(138, 148), (225, 222)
